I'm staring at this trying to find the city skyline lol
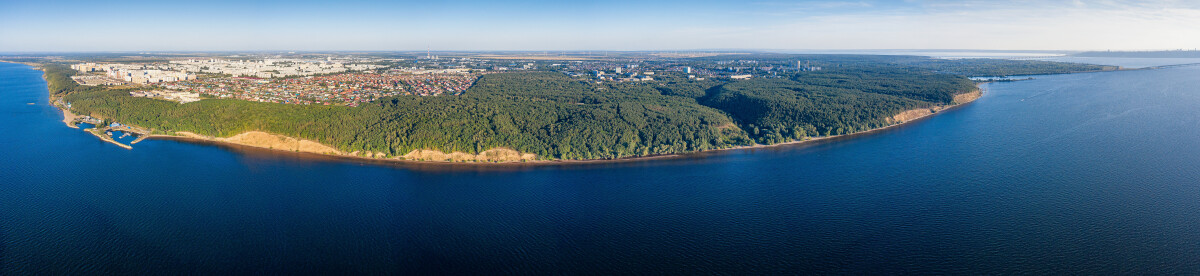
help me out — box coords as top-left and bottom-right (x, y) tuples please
(2, 0), (1199, 52)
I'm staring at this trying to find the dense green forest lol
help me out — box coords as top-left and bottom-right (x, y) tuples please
(37, 54), (1111, 160)
(54, 66), (749, 159)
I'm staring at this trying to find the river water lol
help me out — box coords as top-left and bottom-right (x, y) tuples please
(2, 61), (1198, 274)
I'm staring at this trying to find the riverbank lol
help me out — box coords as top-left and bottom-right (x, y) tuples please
(134, 86), (986, 165)
(146, 131), (543, 163)
(61, 106), (78, 128)
(686, 86), (985, 158)
(23, 59), (982, 165)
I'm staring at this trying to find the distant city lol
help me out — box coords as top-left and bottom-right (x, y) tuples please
(57, 52), (825, 106)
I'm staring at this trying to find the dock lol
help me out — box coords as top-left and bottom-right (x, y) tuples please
(85, 128), (133, 150)
(74, 120), (154, 149)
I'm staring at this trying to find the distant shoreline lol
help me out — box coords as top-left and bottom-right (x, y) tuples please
(1073, 50), (1200, 59)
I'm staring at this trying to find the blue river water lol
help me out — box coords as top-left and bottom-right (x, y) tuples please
(2, 61), (1199, 274)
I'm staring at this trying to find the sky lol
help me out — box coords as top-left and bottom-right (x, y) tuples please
(1, 0), (1198, 52)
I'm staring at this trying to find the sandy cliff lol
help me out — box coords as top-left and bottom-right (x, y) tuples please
(171, 131), (538, 163)
(174, 131), (343, 155)
(888, 89), (982, 124)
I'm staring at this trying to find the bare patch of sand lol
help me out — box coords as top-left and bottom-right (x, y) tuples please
(223, 131), (342, 155)
(953, 90), (983, 105)
(61, 108), (78, 128)
(349, 151), (389, 159)
(402, 148), (537, 162)
(173, 131), (342, 155)
(173, 131), (208, 139)
(888, 108), (935, 124)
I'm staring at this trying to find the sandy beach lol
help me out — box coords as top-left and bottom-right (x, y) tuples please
(60, 107), (78, 128)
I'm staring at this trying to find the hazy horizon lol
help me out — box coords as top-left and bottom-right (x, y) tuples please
(2, 49), (1189, 54)
(2, 0), (1198, 52)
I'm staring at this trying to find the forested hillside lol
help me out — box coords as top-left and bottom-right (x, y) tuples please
(703, 79), (931, 144)
(39, 54), (1111, 161)
(57, 68), (750, 160)
(696, 67), (969, 143)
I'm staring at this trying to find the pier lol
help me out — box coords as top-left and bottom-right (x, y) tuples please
(78, 122), (153, 150)
(85, 127), (132, 149)
(54, 99), (153, 149)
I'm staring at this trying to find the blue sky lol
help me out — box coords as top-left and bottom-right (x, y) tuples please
(1, 0), (1198, 51)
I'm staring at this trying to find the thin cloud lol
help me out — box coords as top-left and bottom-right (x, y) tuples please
(1, 0), (1197, 51)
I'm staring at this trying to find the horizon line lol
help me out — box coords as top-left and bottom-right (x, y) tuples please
(5, 48), (1199, 54)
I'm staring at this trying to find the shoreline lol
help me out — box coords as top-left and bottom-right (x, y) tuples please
(679, 86), (985, 157)
(61, 107), (79, 128)
(135, 86), (986, 166)
(18, 59), (984, 166)
(85, 128), (133, 150)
